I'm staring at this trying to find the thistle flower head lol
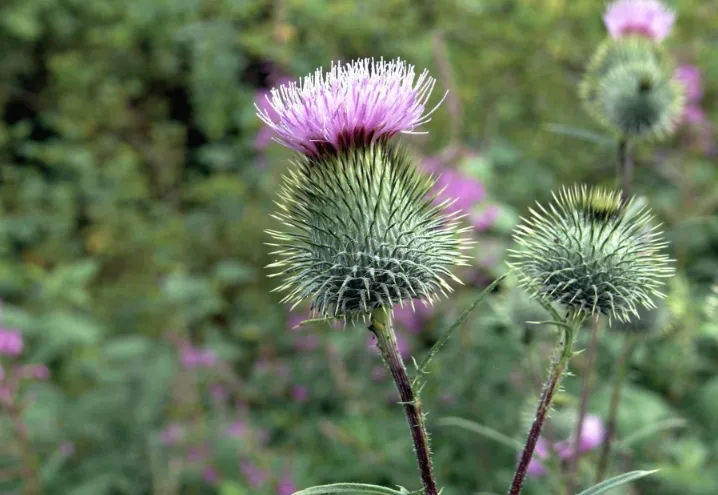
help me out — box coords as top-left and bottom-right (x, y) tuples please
(509, 185), (674, 323)
(266, 140), (471, 320)
(604, 0), (676, 42)
(674, 64), (703, 103)
(581, 39), (684, 140)
(256, 58), (443, 157)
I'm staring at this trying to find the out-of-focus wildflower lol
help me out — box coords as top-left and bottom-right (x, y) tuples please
(0, 329), (23, 356)
(291, 385), (310, 403)
(180, 345), (217, 369)
(241, 460), (268, 487)
(202, 465), (220, 485)
(603, 0), (675, 42)
(393, 302), (434, 334)
(161, 424), (184, 446)
(277, 470), (298, 495)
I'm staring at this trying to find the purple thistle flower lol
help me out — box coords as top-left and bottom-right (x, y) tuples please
(471, 204), (500, 232)
(202, 465), (220, 485)
(0, 329), (23, 356)
(682, 105), (706, 126)
(291, 385), (310, 403)
(256, 58), (444, 157)
(555, 414), (606, 458)
(603, 0), (676, 42)
(429, 167), (486, 215)
(277, 470), (298, 495)
(241, 460), (268, 488)
(160, 424), (184, 446)
(227, 419), (249, 438)
(675, 65), (703, 103)
(180, 345), (217, 369)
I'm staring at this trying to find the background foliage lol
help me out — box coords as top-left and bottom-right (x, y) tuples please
(0, 0), (717, 494)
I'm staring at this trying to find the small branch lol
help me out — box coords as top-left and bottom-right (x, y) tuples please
(567, 315), (601, 494)
(595, 337), (637, 483)
(370, 309), (438, 495)
(507, 316), (582, 495)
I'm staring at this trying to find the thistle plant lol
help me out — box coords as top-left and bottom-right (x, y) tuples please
(260, 58), (472, 495)
(506, 185), (673, 495)
(581, 0), (683, 197)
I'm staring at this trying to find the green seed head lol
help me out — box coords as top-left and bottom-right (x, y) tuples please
(509, 185), (674, 323)
(266, 140), (471, 320)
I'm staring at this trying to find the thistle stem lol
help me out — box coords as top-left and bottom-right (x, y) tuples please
(369, 309), (438, 495)
(618, 137), (632, 199)
(507, 317), (581, 495)
(595, 336), (636, 483)
(567, 315), (600, 494)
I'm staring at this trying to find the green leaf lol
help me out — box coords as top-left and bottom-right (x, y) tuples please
(438, 417), (522, 450)
(413, 273), (507, 386)
(617, 418), (686, 451)
(576, 470), (658, 495)
(291, 483), (413, 495)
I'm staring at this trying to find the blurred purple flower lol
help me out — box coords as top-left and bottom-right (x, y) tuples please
(287, 312), (307, 330)
(186, 446), (209, 463)
(227, 419), (249, 438)
(291, 385), (310, 403)
(256, 58), (443, 157)
(209, 383), (228, 402)
(526, 437), (549, 477)
(604, 0), (675, 42)
(0, 329), (23, 356)
(202, 465), (220, 485)
(431, 168), (486, 215)
(60, 442), (75, 457)
(180, 345), (217, 369)
(555, 414), (606, 458)
(277, 471), (298, 495)
(19, 365), (50, 380)
(161, 424), (183, 446)
(472, 204), (500, 232)
(682, 105), (706, 126)
(392, 303), (434, 334)
(371, 365), (387, 382)
(675, 65), (703, 103)
(241, 460), (268, 487)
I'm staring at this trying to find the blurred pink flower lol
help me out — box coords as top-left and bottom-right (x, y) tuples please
(60, 442), (75, 457)
(20, 365), (50, 380)
(277, 470), (298, 495)
(682, 105), (706, 126)
(603, 0), (675, 42)
(392, 303), (434, 334)
(161, 424), (184, 446)
(227, 419), (249, 438)
(241, 460), (268, 487)
(180, 345), (217, 369)
(471, 204), (500, 232)
(291, 385), (310, 403)
(367, 331), (411, 359)
(0, 329), (23, 356)
(526, 437), (549, 477)
(256, 58), (442, 157)
(675, 65), (703, 103)
(555, 414), (606, 458)
(209, 383), (228, 402)
(202, 465), (220, 485)
(431, 168), (486, 215)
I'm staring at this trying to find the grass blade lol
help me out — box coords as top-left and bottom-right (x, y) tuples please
(438, 417), (522, 450)
(577, 470), (658, 495)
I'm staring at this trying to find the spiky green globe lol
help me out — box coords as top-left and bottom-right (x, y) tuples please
(580, 39), (684, 139)
(266, 140), (471, 319)
(509, 185), (674, 323)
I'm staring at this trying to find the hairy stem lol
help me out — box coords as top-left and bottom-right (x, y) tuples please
(595, 337), (636, 483)
(567, 315), (600, 494)
(370, 309), (438, 495)
(618, 137), (632, 199)
(508, 317), (581, 495)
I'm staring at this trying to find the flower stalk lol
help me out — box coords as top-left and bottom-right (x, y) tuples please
(595, 336), (637, 483)
(369, 309), (438, 495)
(508, 316), (582, 495)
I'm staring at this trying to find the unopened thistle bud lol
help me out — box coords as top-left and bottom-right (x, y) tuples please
(581, 39), (684, 139)
(261, 58), (471, 320)
(509, 185), (674, 323)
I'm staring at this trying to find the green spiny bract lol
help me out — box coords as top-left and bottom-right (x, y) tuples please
(509, 185), (674, 323)
(580, 38), (684, 139)
(266, 140), (471, 320)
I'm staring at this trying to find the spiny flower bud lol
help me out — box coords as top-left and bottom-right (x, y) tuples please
(509, 185), (674, 323)
(581, 40), (684, 139)
(266, 140), (471, 319)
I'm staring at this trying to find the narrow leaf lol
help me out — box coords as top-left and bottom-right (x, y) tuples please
(577, 470), (658, 495)
(413, 273), (507, 386)
(438, 417), (522, 450)
(617, 418), (686, 451)
(292, 483), (413, 495)
(544, 123), (614, 145)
